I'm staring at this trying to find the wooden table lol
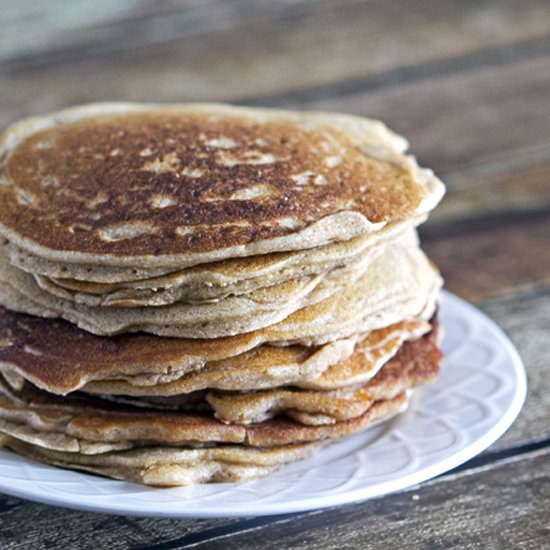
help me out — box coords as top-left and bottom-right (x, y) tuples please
(1, 1), (549, 548)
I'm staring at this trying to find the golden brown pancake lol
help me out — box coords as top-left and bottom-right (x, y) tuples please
(9, 214), (419, 286)
(0, 237), (441, 338)
(0, 103), (446, 488)
(0, 103), (444, 268)
(0, 381), (409, 450)
(205, 320), (441, 425)
(0, 323), (440, 450)
(0, 297), (431, 395)
(83, 319), (437, 398)
(2, 437), (322, 486)
(65, 320), (440, 427)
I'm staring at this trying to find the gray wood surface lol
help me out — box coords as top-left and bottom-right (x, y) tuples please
(0, 1), (548, 548)
(478, 290), (550, 451)
(185, 448), (550, 550)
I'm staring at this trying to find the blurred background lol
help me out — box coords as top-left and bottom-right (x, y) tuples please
(0, 0), (549, 301)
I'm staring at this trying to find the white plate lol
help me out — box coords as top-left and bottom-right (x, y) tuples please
(0, 291), (526, 518)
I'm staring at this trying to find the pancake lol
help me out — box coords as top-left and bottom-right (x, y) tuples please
(35, 320), (440, 427)
(0, 237), (441, 338)
(0, 293), (430, 395)
(0, 103), (444, 269)
(299, 313), (441, 390)
(0, 253), (355, 337)
(2, 436), (321, 486)
(0, 380), (409, 451)
(0, 304), (356, 395)
(28, 231), (382, 309)
(29, 221), (409, 307)
(6, 214), (422, 288)
(205, 321), (441, 425)
(82, 320), (434, 397)
(2, 321), (440, 423)
(0, 324), (439, 451)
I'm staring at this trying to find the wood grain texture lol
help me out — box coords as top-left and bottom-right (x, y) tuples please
(278, 54), (550, 177)
(165, 448), (550, 550)
(422, 213), (550, 301)
(0, 0), (347, 61)
(0, 493), (238, 550)
(478, 289), (550, 452)
(2, 0), (550, 127)
(431, 160), (550, 225)
(6, 0), (550, 64)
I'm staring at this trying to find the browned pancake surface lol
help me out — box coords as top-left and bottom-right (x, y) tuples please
(0, 302), (434, 395)
(0, 322), (441, 447)
(1, 111), (422, 257)
(0, 306), (271, 393)
(366, 317), (441, 399)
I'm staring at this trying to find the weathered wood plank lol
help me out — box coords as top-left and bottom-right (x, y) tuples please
(476, 289), (550, 452)
(431, 159), (550, 225)
(4, 0), (550, 67)
(2, 0), (550, 127)
(0, 0), (335, 62)
(0, 492), (240, 550)
(422, 212), (550, 302)
(165, 447), (550, 550)
(276, 55), (550, 177)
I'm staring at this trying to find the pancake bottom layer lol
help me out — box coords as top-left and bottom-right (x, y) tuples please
(0, 322), (441, 486)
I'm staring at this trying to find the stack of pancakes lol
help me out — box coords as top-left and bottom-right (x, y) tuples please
(0, 103), (445, 486)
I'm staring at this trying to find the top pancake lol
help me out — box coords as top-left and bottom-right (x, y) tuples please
(0, 103), (444, 268)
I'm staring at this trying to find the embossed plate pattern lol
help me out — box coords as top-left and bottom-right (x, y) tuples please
(0, 291), (526, 517)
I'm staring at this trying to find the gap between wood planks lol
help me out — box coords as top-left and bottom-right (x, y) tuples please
(443, 437), (550, 475)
